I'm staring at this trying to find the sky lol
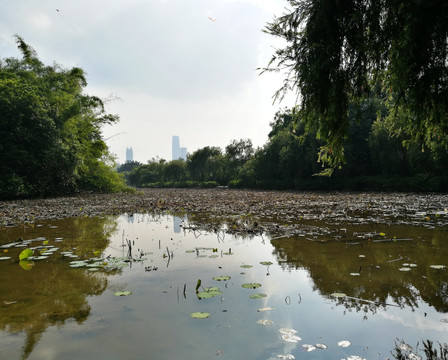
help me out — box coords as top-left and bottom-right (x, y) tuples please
(0, 0), (296, 164)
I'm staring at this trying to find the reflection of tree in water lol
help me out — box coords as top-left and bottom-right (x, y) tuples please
(269, 229), (448, 314)
(179, 213), (448, 314)
(0, 216), (118, 359)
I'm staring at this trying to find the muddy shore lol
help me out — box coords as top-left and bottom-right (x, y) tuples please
(1, 188), (447, 227)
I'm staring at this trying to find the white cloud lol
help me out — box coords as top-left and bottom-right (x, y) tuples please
(1, 0), (295, 164)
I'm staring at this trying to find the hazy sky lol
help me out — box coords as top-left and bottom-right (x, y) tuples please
(1, 0), (296, 163)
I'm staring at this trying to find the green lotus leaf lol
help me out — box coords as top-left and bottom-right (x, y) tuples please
(190, 312), (210, 319)
(19, 248), (34, 260)
(212, 275), (231, 281)
(240, 264), (253, 268)
(260, 261), (273, 266)
(249, 293), (267, 299)
(197, 287), (222, 299)
(242, 282), (262, 289)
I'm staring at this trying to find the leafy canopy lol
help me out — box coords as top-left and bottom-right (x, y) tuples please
(263, 0), (448, 171)
(0, 36), (126, 198)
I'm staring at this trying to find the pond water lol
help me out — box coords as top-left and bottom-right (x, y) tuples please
(1, 210), (447, 360)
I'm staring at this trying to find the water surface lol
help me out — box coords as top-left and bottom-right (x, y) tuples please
(1, 211), (447, 360)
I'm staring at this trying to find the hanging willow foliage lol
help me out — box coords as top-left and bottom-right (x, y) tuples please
(262, 0), (448, 173)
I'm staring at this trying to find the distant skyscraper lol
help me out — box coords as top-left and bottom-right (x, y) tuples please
(172, 136), (187, 161)
(126, 147), (133, 162)
(180, 147), (187, 161)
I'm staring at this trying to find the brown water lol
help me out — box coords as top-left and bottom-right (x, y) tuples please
(0, 208), (447, 360)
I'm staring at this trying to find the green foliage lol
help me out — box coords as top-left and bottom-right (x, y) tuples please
(19, 248), (34, 261)
(0, 36), (127, 199)
(115, 103), (447, 192)
(263, 0), (448, 170)
(187, 146), (224, 182)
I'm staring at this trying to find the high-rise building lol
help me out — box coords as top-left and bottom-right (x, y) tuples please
(126, 147), (133, 162)
(172, 136), (180, 160)
(172, 136), (187, 161)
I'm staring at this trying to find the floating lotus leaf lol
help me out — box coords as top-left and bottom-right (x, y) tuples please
(19, 248), (33, 260)
(303, 344), (316, 352)
(331, 292), (347, 298)
(114, 291), (132, 296)
(279, 328), (298, 335)
(27, 256), (49, 260)
(190, 312), (210, 319)
(430, 265), (446, 269)
(197, 287), (222, 299)
(249, 293), (267, 299)
(338, 340), (351, 347)
(242, 282), (262, 289)
(260, 261), (273, 266)
(258, 306), (274, 312)
(70, 261), (87, 268)
(212, 275), (231, 281)
(240, 264), (253, 268)
(87, 262), (103, 268)
(277, 355), (295, 360)
(281, 334), (302, 343)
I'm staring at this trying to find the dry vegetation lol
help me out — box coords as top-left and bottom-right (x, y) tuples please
(1, 189), (447, 230)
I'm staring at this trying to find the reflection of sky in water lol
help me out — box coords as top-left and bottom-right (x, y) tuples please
(1, 213), (447, 360)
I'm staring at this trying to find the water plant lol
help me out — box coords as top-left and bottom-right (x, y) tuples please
(190, 312), (210, 319)
(19, 248), (33, 260)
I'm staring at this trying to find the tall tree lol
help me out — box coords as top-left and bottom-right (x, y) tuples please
(0, 36), (125, 198)
(263, 0), (448, 171)
(187, 146), (223, 182)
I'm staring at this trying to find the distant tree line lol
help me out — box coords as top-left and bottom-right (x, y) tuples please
(0, 37), (127, 199)
(119, 95), (448, 192)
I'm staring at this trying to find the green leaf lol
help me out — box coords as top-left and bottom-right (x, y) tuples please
(190, 312), (210, 319)
(19, 248), (34, 260)
(212, 275), (231, 281)
(197, 287), (222, 299)
(195, 279), (202, 292)
(249, 293), (267, 299)
(242, 282), (262, 289)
